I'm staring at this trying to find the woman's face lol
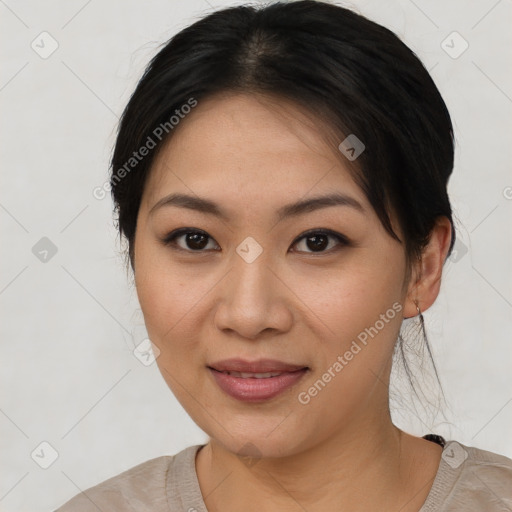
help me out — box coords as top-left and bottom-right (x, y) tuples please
(134, 93), (412, 458)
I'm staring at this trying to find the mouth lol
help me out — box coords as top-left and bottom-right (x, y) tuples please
(211, 370), (292, 379)
(208, 358), (308, 374)
(207, 359), (309, 402)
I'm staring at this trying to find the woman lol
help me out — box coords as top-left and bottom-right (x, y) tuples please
(55, 1), (512, 510)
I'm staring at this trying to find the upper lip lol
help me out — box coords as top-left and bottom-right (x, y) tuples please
(208, 358), (308, 373)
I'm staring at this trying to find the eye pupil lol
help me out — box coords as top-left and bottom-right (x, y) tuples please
(187, 233), (208, 250)
(307, 234), (328, 252)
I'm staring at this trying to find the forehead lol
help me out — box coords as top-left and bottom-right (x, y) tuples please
(168, 92), (331, 146)
(142, 93), (367, 212)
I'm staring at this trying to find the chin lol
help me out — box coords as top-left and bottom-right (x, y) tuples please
(208, 424), (309, 461)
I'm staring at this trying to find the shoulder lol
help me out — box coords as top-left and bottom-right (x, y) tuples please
(459, 441), (512, 482)
(431, 440), (512, 511)
(54, 454), (173, 511)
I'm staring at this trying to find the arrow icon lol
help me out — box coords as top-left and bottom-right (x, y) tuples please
(32, 236), (58, 262)
(338, 134), (365, 161)
(31, 31), (59, 59)
(236, 237), (263, 263)
(31, 441), (59, 468)
(440, 31), (468, 59)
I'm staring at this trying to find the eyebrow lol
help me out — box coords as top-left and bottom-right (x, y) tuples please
(149, 192), (365, 221)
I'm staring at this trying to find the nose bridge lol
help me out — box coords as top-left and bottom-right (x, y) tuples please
(213, 239), (290, 338)
(229, 240), (273, 306)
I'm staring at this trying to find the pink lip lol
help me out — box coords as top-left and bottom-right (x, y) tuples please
(207, 360), (309, 402)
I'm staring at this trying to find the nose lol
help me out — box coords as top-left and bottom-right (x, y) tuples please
(213, 250), (293, 340)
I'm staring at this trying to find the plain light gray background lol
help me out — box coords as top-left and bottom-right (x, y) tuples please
(1, 0), (511, 510)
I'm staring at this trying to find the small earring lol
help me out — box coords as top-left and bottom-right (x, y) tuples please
(403, 299), (421, 320)
(415, 300), (430, 342)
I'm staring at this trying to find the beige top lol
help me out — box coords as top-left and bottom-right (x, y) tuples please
(54, 440), (512, 511)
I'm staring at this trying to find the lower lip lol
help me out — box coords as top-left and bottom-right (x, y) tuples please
(208, 367), (308, 402)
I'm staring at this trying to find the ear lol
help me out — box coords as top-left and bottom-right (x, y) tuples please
(403, 216), (453, 318)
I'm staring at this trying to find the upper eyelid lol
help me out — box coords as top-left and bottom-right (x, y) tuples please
(291, 228), (348, 244)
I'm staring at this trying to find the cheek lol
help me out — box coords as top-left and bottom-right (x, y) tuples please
(134, 243), (217, 359)
(135, 241), (184, 342)
(295, 254), (402, 333)
(136, 270), (205, 400)
(292, 255), (405, 390)
(136, 271), (194, 344)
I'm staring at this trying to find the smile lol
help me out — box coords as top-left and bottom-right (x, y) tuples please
(208, 366), (309, 402)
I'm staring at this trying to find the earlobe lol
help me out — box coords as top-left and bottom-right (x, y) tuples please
(403, 298), (421, 320)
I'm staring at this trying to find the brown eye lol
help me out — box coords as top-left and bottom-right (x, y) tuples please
(162, 228), (219, 252)
(291, 229), (349, 254)
(161, 228), (349, 255)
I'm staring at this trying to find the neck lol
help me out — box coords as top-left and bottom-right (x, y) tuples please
(195, 408), (441, 512)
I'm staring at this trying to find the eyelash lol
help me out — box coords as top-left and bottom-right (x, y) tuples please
(161, 228), (350, 255)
